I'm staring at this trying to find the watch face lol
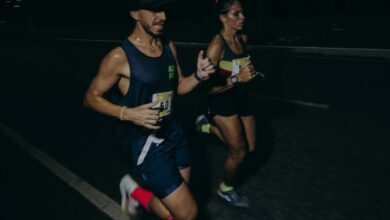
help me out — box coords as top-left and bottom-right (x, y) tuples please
(232, 76), (238, 84)
(231, 76), (238, 85)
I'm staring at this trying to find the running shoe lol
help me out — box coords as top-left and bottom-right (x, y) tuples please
(217, 189), (250, 208)
(195, 114), (209, 133)
(120, 174), (140, 216)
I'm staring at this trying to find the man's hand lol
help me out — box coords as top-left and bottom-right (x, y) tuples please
(122, 102), (161, 130)
(196, 50), (215, 81)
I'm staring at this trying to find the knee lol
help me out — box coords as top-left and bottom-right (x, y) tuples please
(229, 147), (246, 162)
(187, 205), (198, 220)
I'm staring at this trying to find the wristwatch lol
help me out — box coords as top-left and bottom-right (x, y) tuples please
(231, 75), (239, 86)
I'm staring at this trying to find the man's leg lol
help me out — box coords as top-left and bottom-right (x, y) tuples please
(120, 175), (172, 219)
(121, 170), (195, 220)
(161, 182), (197, 220)
(130, 167), (192, 219)
(179, 167), (191, 183)
(121, 142), (195, 219)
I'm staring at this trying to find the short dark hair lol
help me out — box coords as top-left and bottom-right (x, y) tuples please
(127, 0), (176, 11)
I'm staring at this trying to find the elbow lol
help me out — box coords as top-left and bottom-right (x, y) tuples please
(83, 99), (89, 108)
(177, 89), (185, 96)
(83, 92), (92, 108)
(176, 78), (191, 95)
(83, 98), (90, 108)
(177, 87), (190, 95)
(176, 85), (186, 95)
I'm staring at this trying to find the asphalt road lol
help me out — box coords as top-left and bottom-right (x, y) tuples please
(1, 37), (389, 220)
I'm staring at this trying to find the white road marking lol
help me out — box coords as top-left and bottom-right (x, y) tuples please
(0, 122), (129, 220)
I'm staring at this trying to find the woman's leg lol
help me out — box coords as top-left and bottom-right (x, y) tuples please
(209, 125), (226, 143)
(212, 114), (250, 207)
(213, 114), (246, 186)
(240, 115), (257, 152)
(195, 114), (226, 143)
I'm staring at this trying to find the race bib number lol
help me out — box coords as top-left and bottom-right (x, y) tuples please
(231, 56), (250, 76)
(152, 91), (173, 117)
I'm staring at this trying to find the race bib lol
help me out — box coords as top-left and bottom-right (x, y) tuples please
(231, 56), (250, 76)
(152, 91), (173, 117)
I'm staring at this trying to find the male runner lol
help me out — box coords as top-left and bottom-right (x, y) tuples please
(84, 0), (214, 219)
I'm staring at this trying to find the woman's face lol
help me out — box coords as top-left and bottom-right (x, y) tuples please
(221, 1), (245, 30)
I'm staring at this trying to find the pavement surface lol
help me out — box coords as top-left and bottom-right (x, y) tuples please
(1, 36), (389, 220)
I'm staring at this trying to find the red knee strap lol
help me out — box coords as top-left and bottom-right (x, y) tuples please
(130, 187), (153, 211)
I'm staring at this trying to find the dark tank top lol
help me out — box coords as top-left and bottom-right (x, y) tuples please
(209, 33), (250, 99)
(114, 37), (178, 136)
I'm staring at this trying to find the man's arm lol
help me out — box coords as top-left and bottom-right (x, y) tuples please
(84, 47), (160, 130)
(84, 47), (127, 118)
(168, 41), (215, 95)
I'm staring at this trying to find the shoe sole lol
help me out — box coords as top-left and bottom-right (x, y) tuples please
(195, 115), (206, 125)
(120, 182), (130, 215)
(120, 179), (139, 217)
(216, 190), (250, 208)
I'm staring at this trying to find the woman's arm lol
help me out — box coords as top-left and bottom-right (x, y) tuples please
(206, 35), (237, 94)
(206, 35), (258, 95)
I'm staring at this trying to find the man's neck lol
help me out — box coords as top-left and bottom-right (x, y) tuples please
(130, 26), (159, 47)
(128, 27), (162, 56)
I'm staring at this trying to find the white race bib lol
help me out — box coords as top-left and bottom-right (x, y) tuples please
(231, 56), (250, 76)
(152, 91), (173, 117)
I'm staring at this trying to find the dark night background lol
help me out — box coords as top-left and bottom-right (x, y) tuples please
(1, 0), (390, 47)
(1, 1), (390, 220)
(3, 0), (390, 22)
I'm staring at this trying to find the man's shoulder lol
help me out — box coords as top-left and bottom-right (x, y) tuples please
(109, 46), (126, 58)
(104, 47), (128, 64)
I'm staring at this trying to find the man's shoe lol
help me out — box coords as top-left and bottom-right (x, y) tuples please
(119, 174), (140, 215)
(217, 189), (250, 208)
(195, 114), (209, 133)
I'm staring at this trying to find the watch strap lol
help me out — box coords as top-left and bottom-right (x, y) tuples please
(231, 75), (239, 86)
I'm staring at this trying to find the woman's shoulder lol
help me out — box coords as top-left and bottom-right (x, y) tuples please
(208, 34), (224, 49)
(207, 34), (225, 62)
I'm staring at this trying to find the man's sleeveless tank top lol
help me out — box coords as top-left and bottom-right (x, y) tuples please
(115, 37), (178, 137)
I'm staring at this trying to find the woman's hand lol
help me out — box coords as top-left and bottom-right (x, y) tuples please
(236, 61), (258, 83)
